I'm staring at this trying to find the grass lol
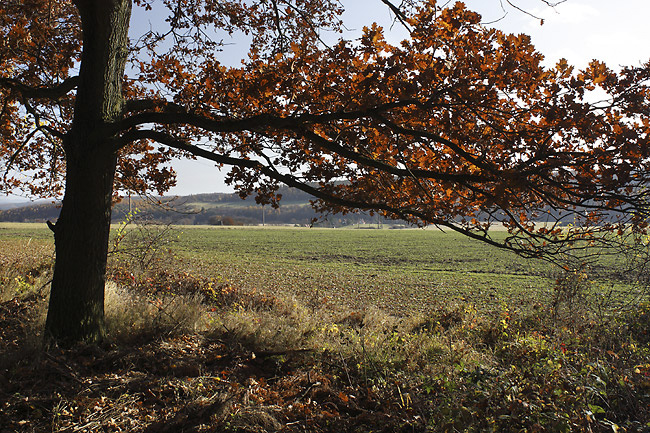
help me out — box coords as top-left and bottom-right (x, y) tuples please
(1, 222), (650, 432)
(1, 222), (561, 313)
(171, 226), (558, 315)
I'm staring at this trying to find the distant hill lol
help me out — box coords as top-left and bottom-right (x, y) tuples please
(0, 202), (32, 211)
(0, 187), (587, 228)
(0, 187), (390, 227)
(0, 200), (62, 222)
(0, 198), (51, 211)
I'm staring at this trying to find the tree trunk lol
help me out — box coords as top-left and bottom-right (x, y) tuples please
(44, 145), (117, 344)
(44, 0), (132, 344)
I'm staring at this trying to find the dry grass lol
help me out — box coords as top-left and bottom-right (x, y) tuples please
(104, 282), (208, 343)
(0, 238), (53, 302)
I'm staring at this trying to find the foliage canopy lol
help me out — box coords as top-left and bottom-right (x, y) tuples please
(3, 1), (650, 254)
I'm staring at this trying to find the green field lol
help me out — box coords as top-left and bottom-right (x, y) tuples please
(0, 222), (634, 315)
(172, 226), (561, 314)
(0, 222), (585, 314)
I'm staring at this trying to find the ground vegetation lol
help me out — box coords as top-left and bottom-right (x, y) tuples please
(1, 225), (649, 432)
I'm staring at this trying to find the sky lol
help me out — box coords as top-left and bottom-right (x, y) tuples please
(3, 0), (650, 202)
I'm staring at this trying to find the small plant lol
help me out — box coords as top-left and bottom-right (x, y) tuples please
(13, 276), (34, 296)
(552, 266), (590, 316)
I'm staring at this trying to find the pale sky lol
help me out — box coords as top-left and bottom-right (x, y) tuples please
(166, 0), (650, 196)
(4, 1), (650, 201)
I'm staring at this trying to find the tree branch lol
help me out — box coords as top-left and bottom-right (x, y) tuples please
(118, 98), (498, 185)
(297, 127), (491, 184)
(118, 94), (450, 132)
(0, 76), (80, 100)
(379, 0), (413, 32)
(121, 128), (575, 262)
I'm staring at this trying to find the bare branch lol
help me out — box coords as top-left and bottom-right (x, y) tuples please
(504, 0), (568, 20)
(379, 0), (412, 32)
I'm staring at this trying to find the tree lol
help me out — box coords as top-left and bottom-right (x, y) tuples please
(1, 0), (649, 344)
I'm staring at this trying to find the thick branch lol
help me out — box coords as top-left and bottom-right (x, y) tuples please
(117, 96), (447, 133)
(119, 100), (630, 204)
(119, 102), (494, 184)
(120, 129), (261, 169)
(0, 76), (80, 100)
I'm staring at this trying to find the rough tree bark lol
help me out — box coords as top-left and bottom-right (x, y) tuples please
(44, 0), (131, 344)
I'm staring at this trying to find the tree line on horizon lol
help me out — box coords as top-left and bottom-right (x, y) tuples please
(0, 187), (395, 227)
